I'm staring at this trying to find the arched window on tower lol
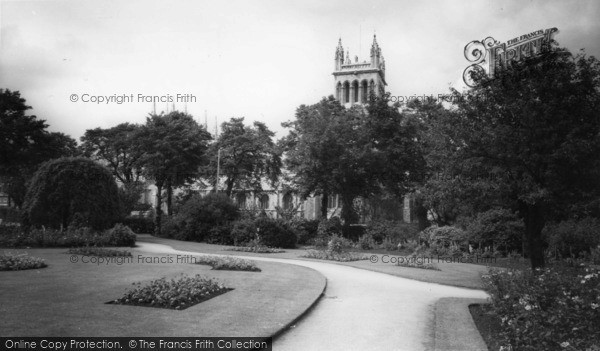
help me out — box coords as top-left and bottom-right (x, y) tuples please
(282, 193), (293, 210)
(369, 80), (375, 97)
(343, 81), (350, 103)
(352, 80), (359, 103)
(361, 80), (368, 102)
(336, 82), (342, 102)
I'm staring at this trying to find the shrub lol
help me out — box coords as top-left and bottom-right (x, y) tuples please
(483, 266), (600, 350)
(162, 193), (239, 242)
(418, 225), (468, 255)
(112, 274), (231, 310)
(365, 220), (419, 244)
(357, 233), (376, 250)
(466, 208), (524, 254)
(160, 215), (186, 240)
(301, 249), (368, 262)
(0, 224), (22, 241)
(327, 234), (346, 254)
(0, 224), (136, 248)
(21, 157), (121, 230)
(0, 207), (20, 224)
(313, 217), (343, 247)
(289, 218), (320, 245)
(342, 224), (366, 241)
(317, 217), (342, 237)
(254, 217), (296, 249)
(193, 255), (260, 271)
(0, 252), (47, 270)
(230, 219), (257, 246)
(543, 217), (600, 259)
(205, 225), (233, 245)
(102, 223), (136, 247)
(120, 217), (154, 234)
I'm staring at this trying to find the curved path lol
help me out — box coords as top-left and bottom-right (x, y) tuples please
(137, 242), (488, 351)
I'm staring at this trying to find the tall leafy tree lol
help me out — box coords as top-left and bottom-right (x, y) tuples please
(282, 95), (424, 224)
(80, 123), (143, 184)
(445, 44), (600, 269)
(137, 111), (212, 234)
(0, 89), (77, 207)
(205, 117), (282, 197)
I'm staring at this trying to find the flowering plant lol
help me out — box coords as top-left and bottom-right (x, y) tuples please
(483, 265), (600, 350)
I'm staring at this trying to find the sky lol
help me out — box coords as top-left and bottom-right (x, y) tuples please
(1, 0), (599, 141)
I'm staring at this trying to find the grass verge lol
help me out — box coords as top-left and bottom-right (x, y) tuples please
(469, 304), (504, 351)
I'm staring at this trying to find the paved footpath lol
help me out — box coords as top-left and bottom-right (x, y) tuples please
(137, 242), (488, 351)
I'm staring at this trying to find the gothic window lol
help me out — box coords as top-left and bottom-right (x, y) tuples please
(259, 194), (269, 210)
(336, 82), (342, 101)
(282, 193), (293, 210)
(352, 81), (359, 103)
(369, 80), (375, 96)
(236, 193), (246, 209)
(343, 81), (350, 103)
(361, 80), (368, 102)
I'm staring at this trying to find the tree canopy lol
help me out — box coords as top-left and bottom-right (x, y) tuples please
(22, 157), (121, 230)
(432, 44), (600, 268)
(0, 89), (78, 207)
(205, 117), (282, 197)
(80, 123), (143, 184)
(136, 111), (212, 234)
(281, 95), (424, 224)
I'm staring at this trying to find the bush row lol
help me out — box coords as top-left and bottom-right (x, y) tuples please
(0, 223), (136, 248)
(411, 208), (600, 259)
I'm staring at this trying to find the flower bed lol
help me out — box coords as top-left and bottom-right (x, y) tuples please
(194, 255), (261, 272)
(483, 265), (600, 350)
(111, 274), (231, 310)
(301, 249), (368, 262)
(0, 252), (47, 271)
(226, 245), (285, 254)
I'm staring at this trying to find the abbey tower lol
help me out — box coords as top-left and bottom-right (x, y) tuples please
(333, 35), (387, 106)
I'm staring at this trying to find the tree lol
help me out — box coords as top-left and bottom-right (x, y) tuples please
(22, 157), (121, 230)
(136, 111), (212, 235)
(445, 44), (600, 269)
(80, 123), (143, 184)
(205, 117), (282, 197)
(408, 98), (505, 226)
(0, 89), (77, 207)
(282, 95), (425, 224)
(280, 96), (345, 218)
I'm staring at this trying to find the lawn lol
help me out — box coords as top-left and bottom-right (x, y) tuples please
(0, 246), (325, 337)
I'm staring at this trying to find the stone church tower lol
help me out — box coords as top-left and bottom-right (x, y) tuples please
(333, 35), (387, 106)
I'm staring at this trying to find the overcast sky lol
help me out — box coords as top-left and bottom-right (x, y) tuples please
(2, 0), (599, 141)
